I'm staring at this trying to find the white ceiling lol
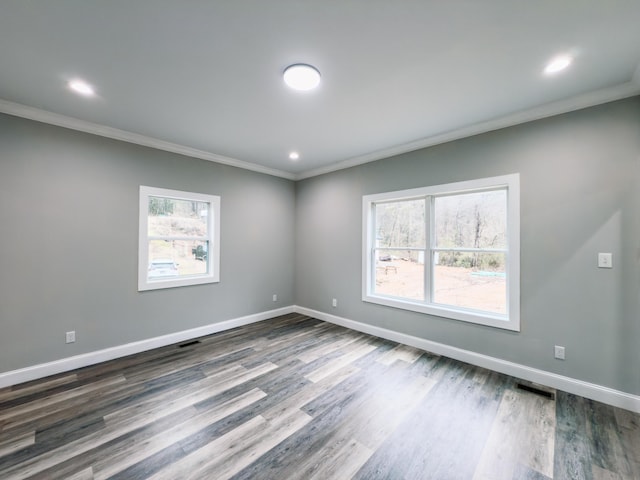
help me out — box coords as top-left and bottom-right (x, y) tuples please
(1, 1), (639, 180)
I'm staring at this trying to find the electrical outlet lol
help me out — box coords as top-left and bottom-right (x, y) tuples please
(554, 345), (565, 360)
(66, 331), (76, 344)
(332, 298), (337, 308)
(598, 253), (613, 268)
(272, 294), (277, 302)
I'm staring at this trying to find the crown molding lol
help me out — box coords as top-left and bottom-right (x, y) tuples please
(295, 81), (640, 180)
(2, 80), (638, 184)
(0, 99), (296, 181)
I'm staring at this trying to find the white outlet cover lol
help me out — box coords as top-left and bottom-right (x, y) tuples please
(598, 253), (613, 268)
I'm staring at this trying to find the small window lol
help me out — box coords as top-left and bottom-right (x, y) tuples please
(362, 174), (520, 331)
(138, 186), (220, 291)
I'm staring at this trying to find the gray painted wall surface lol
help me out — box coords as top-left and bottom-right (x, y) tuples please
(2, 97), (639, 397)
(0, 114), (295, 372)
(295, 97), (640, 395)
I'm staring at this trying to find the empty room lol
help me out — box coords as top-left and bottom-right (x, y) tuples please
(1, 2), (639, 479)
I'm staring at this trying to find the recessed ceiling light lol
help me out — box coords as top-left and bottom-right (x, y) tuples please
(283, 64), (321, 91)
(68, 79), (95, 96)
(544, 55), (573, 75)
(289, 151), (300, 161)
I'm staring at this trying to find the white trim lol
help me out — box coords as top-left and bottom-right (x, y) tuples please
(2, 304), (637, 413)
(294, 306), (640, 413)
(0, 306), (294, 389)
(2, 84), (639, 183)
(633, 63), (640, 85)
(138, 186), (221, 291)
(295, 82), (640, 180)
(0, 99), (296, 181)
(362, 174), (520, 331)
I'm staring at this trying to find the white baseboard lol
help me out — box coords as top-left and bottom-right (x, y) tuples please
(294, 306), (640, 414)
(3, 304), (638, 414)
(0, 306), (294, 389)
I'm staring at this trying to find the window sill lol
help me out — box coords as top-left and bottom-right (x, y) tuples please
(138, 273), (219, 291)
(362, 294), (519, 332)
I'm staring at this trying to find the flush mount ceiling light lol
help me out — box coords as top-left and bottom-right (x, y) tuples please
(68, 79), (95, 96)
(544, 55), (573, 75)
(289, 151), (300, 161)
(283, 64), (321, 91)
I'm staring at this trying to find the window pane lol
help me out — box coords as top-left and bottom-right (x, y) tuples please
(434, 190), (506, 249)
(375, 199), (426, 248)
(148, 240), (208, 280)
(433, 251), (506, 314)
(374, 249), (424, 301)
(148, 197), (209, 237)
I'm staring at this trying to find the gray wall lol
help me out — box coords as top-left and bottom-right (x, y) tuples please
(295, 97), (640, 395)
(0, 113), (295, 372)
(2, 97), (639, 397)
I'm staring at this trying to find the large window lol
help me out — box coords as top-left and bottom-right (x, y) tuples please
(138, 186), (220, 291)
(362, 174), (520, 331)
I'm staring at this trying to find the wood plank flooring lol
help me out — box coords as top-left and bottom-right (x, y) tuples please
(0, 313), (638, 479)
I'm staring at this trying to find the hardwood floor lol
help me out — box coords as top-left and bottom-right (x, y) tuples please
(0, 313), (638, 479)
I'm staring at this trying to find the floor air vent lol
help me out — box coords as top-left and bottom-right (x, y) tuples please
(516, 383), (555, 400)
(178, 340), (201, 348)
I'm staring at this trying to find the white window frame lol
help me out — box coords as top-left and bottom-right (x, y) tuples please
(362, 174), (520, 331)
(138, 186), (220, 291)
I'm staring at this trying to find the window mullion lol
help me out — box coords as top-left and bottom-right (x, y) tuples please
(431, 247), (507, 253)
(370, 203), (377, 296)
(148, 235), (209, 242)
(424, 195), (432, 303)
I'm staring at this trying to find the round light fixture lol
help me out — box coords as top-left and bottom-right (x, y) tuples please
(544, 55), (573, 75)
(68, 79), (95, 96)
(289, 151), (300, 161)
(283, 64), (321, 91)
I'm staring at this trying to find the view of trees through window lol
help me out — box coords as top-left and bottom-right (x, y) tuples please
(147, 197), (210, 280)
(376, 199), (426, 249)
(373, 189), (507, 315)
